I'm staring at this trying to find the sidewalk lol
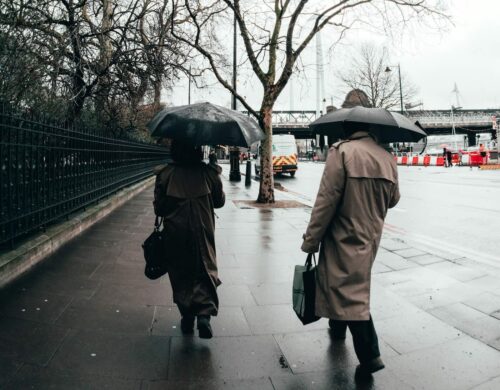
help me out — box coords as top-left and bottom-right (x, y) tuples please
(1, 171), (500, 389)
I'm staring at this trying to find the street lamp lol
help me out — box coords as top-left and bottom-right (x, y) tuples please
(385, 64), (403, 114)
(229, 12), (241, 182)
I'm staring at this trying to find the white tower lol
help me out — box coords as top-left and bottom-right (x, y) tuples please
(315, 32), (325, 118)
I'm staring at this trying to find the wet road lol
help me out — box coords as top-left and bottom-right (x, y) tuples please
(272, 161), (500, 263)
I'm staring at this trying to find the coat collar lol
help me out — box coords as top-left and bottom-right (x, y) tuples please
(348, 131), (373, 141)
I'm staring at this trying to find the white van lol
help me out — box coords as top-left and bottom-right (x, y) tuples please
(255, 134), (298, 177)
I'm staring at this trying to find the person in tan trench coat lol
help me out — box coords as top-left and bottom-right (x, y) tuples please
(154, 139), (225, 339)
(301, 128), (400, 375)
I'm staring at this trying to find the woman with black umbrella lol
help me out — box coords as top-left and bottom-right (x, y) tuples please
(153, 139), (225, 338)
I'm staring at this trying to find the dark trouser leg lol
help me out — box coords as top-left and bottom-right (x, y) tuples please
(347, 316), (381, 364)
(329, 319), (347, 339)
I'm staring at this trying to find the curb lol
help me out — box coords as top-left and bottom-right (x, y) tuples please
(0, 177), (155, 289)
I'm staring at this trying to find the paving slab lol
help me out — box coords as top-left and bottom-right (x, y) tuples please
(376, 251), (418, 270)
(216, 283), (258, 306)
(89, 280), (173, 306)
(429, 303), (500, 345)
(0, 356), (23, 387)
(0, 316), (71, 365)
(463, 291), (500, 315)
(0, 290), (73, 324)
(379, 238), (411, 251)
(242, 304), (328, 335)
(48, 329), (169, 380)
(144, 377), (274, 390)
(426, 261), (487, 282)
(5, 365), (142, 390)
(407, 254), (446, 266)
(465, 275), (500, 294)
(55, 299), (155, 335)
(386, 336), (500, 390)
(13, 269), (101, 299)
(376, 307), (464, 354)
(167, 335), (290, 381)
(248, 281), (293, 305)
(472, 376), (500, 390)
(392, 248), (429, 259)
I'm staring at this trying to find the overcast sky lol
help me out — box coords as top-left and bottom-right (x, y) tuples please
(165, 0), (500, 111)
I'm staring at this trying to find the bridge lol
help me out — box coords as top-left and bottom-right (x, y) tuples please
(269, 109), (500, 144)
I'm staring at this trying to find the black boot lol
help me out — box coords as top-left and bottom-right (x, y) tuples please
(197, 315), (213, 339)
(181, 316), (195, 334)
(356, 357), (385, 376)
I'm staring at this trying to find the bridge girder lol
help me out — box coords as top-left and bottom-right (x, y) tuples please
(273, 124), (494, 139)
(266, 109), (499, 139)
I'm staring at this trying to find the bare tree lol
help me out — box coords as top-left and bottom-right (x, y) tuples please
(0, 0), (191, 133)
(338, 43), (418, 110)
(171, 0), (448, 203)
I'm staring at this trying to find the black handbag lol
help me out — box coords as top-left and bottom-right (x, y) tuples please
(293, 253), (320, 325)
(142, 216), (168, 280)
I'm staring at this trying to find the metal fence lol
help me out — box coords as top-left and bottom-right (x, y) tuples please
(0, 103), (169, 247)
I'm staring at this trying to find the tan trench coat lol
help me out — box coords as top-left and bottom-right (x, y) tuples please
(153, 162), (225, 316)
(301, 131), (400, 321)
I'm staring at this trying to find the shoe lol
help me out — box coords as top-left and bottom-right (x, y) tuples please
(197, 315), (213, 339)
(181, 316), (195, 334)
(356, 357), (385, 376)
(328, 319), (346, 340)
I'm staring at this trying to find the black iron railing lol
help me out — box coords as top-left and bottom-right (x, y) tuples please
(0, 103), (168, 247)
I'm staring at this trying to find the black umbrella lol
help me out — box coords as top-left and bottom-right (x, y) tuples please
(309, 106), (427, 143)
(147, 102), (265, 147)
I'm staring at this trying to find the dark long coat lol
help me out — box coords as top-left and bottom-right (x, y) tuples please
(153, 162), (225, 316)
(301, 131), (400, 321)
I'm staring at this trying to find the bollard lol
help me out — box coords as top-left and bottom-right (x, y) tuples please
(245, 160), (252, 186)
(229, 149), (241, 182)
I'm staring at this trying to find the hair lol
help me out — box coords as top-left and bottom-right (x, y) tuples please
(170, 139), (203, 165)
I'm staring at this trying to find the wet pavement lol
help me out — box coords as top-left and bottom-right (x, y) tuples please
(1, 167), (500, 389)
(272, 162), (500, 262)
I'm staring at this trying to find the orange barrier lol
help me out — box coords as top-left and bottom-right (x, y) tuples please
(395, 154), (444, 166)
(394, 154), (472, 167)
(469, 152), (484, 166)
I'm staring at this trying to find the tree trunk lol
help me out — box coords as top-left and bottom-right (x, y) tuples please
(153, 78), (162, 111)
(95, 0), (114, 120)
(257, 105), (274, 203)
(67, 8), (86, 124)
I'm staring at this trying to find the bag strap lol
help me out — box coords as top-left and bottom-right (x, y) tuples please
(305, 253), (317, 270)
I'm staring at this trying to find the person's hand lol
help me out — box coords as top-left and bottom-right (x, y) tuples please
(301, 233), (318, 254)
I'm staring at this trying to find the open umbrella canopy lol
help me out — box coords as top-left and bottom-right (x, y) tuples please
(147, 102), (265, 147)
(309, 106), (427, 143)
